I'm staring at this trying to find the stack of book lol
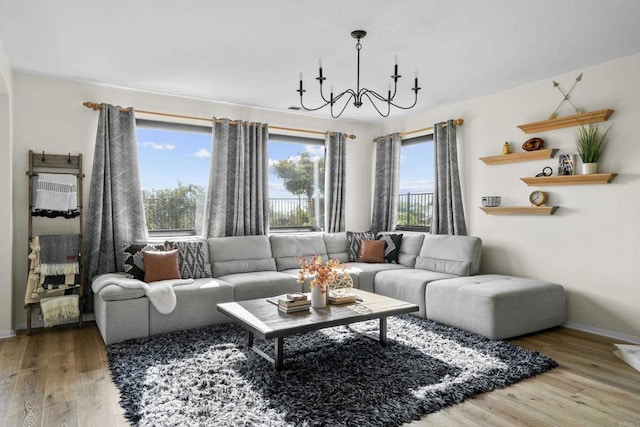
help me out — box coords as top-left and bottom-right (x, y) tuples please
(278, 293), (311, 313)
(328, 290), (357, 305)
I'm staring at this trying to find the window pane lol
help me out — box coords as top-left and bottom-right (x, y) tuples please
(269, 136), (325, 230)
(397, 136), (434, 230)
(136, 123), (211, 235)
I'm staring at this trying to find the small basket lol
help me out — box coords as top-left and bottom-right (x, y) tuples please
(481, 196), (501, 207)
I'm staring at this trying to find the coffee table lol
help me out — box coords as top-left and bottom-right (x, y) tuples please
(217, 289), (419, 370)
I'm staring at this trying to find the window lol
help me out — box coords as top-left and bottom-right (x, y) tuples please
(268, 134), (325, 231)
(136, 120), (211, 236)
(397, 134), (434, 231)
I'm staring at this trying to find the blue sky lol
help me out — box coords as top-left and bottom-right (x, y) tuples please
(137, 127), (434, 196)
(399, 142), (435, 194)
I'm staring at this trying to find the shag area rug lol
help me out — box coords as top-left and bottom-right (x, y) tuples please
(107, 315), (557, 426)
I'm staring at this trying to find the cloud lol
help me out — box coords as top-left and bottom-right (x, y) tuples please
(306, 145), (325, 156)
(398, 179), (435, 194)
(193, 148), (210, 158)
(140, 141), (175, 150)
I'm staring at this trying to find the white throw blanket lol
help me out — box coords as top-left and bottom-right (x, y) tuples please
(35, 173), (78, 212)
(92, 273), (193, 314)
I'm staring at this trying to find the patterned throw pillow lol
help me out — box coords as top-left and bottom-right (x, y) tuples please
(346, 231), (375, 262)
(164, 240), (212, 279)
(122, 243), (165, 281)
(378, 233), (403, 264)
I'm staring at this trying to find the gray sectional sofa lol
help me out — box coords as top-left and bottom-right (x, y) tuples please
(92, 232), (566, 345)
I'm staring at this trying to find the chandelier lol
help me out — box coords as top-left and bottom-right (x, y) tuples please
(297, 30), (421, 118)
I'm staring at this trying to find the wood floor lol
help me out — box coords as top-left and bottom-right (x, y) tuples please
(1, 323), (639, 426)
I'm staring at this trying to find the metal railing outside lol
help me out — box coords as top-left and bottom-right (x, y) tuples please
(397, 192), (433, 229)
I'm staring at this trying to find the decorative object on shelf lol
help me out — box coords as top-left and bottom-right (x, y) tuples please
(522, 137), (545, 151)
(558, 154), (575, 176)
(297, 255), (347, 308)
(481, 196), (501, 207)
(297, 30), (420, 118)
(575, 123), (610, 175)
(529, 190), (548, 207)
(502, 142), (511, 155)
(535, 166), (553, 177)
(549, 73), (584, 119)
(517, 109), (614, 134)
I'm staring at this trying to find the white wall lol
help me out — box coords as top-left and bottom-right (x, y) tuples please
(11, 73), (379, 329)
(0, 37), (14, 338)
(384, 53), (640, 340)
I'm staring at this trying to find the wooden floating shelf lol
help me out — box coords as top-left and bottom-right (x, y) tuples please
(480, 149), (558, 165)
(480, 206), (558, 215)
(517, 109), (614, 134)
(520, 173), (617, 186)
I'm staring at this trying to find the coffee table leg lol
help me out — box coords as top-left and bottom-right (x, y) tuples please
(246, 330), (254, 348)
(379, 317), (387, 345)
(274, 337), (284, 371)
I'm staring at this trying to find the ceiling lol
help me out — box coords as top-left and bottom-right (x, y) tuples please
(1, 0), (640, 123)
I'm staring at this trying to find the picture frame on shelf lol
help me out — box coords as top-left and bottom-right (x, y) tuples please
(558, 154), (575, 176)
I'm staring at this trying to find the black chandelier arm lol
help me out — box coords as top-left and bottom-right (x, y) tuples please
(388, 89), (420, 110)
(330, 92), (356, 119)
(360, 88), (391, 103)
(298, 94), (333, 112)
(361, 92), (391, 118)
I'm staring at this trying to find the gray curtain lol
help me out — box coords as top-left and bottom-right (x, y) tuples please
(324, 132), (346, 233)
(432, 120), (467, 235)
(202, 118), (269, 237)
(371, 133), (401, 234)
(84, 104), (148, 310)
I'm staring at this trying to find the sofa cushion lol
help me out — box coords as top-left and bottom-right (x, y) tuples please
(377, 233), (403, 264)
(425, 275), (566, 340)
(346, 231), (375, 261)
(382, 232), (424, 268)
(345, 262), (408, 292)
(323, 232), (350, 263)
(415, 235), (482, 276)
(165, 239), (212, 279)
(374, 269), (456, 317)
(218, 271), (301, 301)
(143, 249), (180, 282)
(122, 242), (165, 281)
(208, 235), (276, 277)
(270, 234), (328, 271)
(358, 239), (385, 263)
(149, 278), (235, 335)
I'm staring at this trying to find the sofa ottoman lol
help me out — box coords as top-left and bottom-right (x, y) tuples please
(425, 274), (566, 340)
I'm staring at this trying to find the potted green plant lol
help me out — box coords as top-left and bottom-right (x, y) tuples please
(575, 123), (610, 174)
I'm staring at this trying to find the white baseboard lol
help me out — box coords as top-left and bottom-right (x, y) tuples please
(0, 330), (16, 339)
(564, 321), (640, 344)
(13, 313), (95, 333)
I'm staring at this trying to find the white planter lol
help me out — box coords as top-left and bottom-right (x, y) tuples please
(582, 163), (598, 174)
(310, 285), (327, 308)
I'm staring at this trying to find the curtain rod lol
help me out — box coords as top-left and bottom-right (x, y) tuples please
(82, 102), (356, 139)
(372, 118), (464, 142)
